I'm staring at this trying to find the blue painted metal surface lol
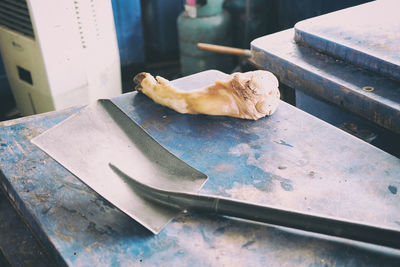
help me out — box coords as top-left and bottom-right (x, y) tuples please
(294, 0), (400, 82)
(251, 29), (400, 137)
(111, 0), (145, 66)
(0, 91), (400, 265)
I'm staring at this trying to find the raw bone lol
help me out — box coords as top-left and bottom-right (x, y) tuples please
(133, 70), (280, 120)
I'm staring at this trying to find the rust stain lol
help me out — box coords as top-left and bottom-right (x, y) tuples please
(13, 139), (26, 155)
(65, 223), (77, 233)
(340, 85), (351, 94)
(34, 193), (50, 202)
(22, 126), (46, 140)
(0, 117), (30, 127)
(55, 231), (73, 242)
(141, 116), (171, 131)
(63, 181), (93, 194)
(6, 145), (15, 154)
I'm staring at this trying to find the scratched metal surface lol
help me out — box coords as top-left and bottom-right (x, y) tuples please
(251, 29), (400, 135)
(294, 0), (400, 82)
(0, 92), (400, 266)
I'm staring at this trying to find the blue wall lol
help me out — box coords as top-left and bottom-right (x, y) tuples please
(111, 0), (145, 66)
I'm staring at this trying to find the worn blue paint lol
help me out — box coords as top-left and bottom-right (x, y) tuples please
(111, 0), (145, 66)
(251, 29), (400, 135)
(294, 1), (400, 82)
(1, 92), (400, 266)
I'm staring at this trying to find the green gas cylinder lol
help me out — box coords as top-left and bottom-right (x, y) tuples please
(177, 0), (233, 76)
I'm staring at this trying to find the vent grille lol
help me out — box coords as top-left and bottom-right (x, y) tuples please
(73, 0), (86, 48)
(74, 0), (100, 49)
(0, 0), (34, 38)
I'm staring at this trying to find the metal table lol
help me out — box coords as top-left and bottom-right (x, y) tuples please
(294, 0), (400, 82)
(0, 91), (399, 266)
(250, 1), (400, 157)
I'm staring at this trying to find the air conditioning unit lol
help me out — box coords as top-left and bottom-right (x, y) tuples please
(0, 0), (122, 116)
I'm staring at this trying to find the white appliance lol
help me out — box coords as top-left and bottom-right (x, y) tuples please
(0, 0), (122, 115)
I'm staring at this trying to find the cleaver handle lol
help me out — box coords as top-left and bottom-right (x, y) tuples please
(110, 163), (400, 249)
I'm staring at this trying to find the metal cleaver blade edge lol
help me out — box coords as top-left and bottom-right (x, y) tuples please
(31, 98), (208, 234)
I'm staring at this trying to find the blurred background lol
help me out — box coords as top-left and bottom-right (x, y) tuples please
(0, 0), (371, 121)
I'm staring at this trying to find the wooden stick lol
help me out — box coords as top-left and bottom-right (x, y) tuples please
(197, 43), (251, 57)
